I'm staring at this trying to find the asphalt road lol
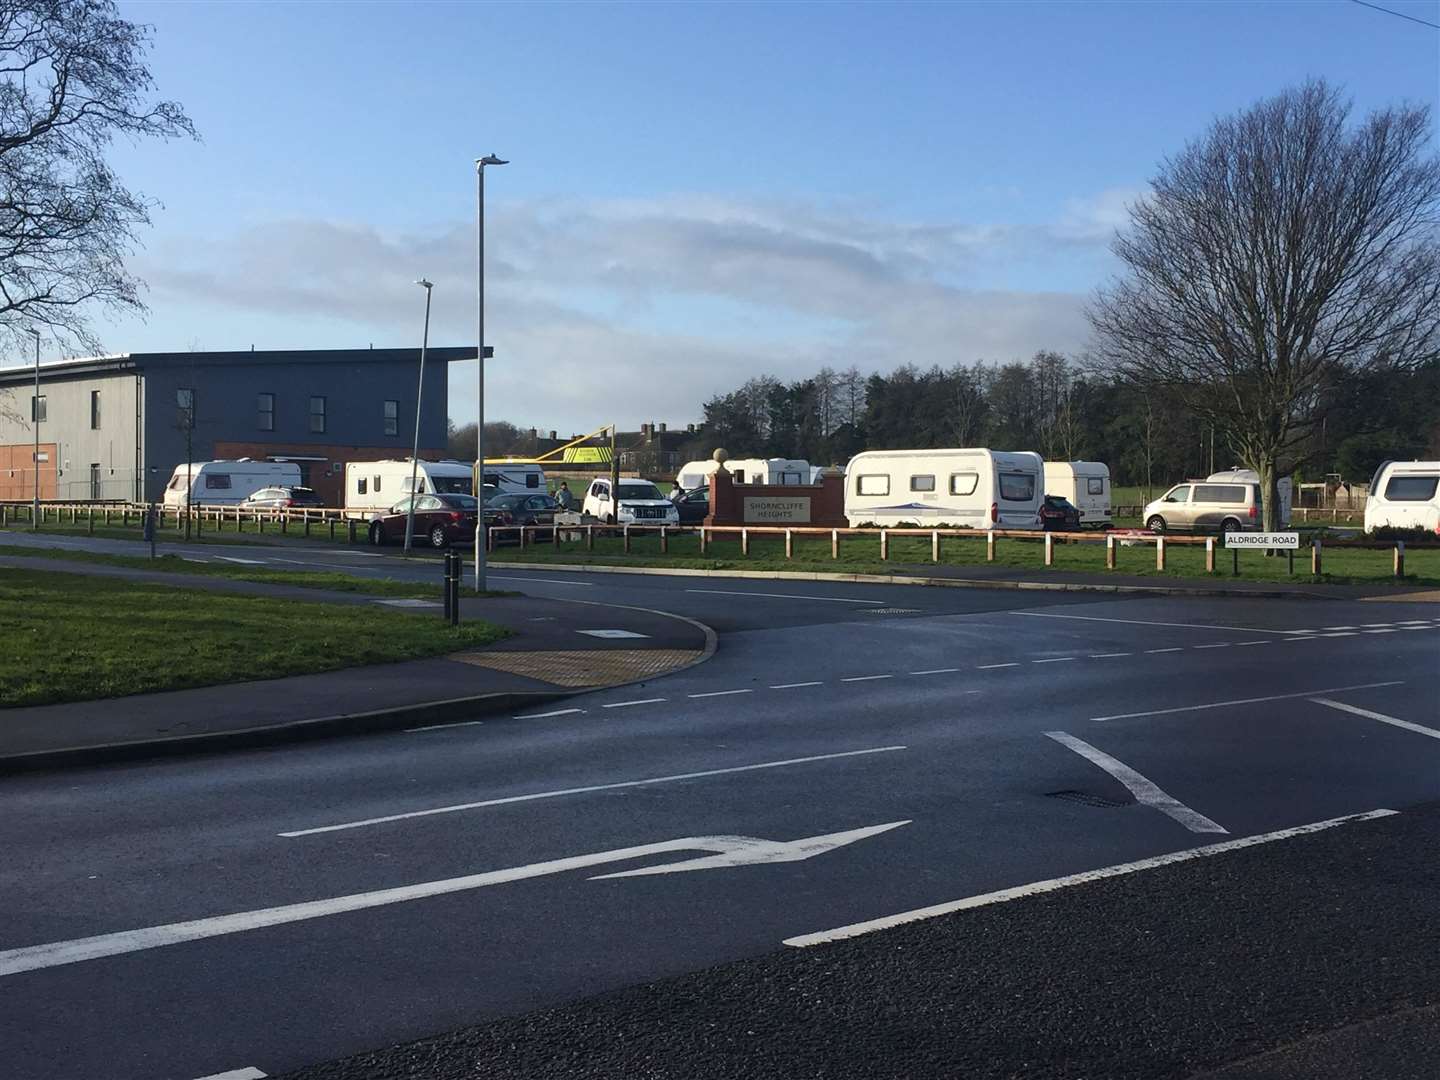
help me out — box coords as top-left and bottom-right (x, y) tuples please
(1, 532), (1438, 1080)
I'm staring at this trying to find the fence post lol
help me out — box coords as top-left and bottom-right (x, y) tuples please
(831, 529), (839, 559)
(1394, 541), (1404, 578)
(785, 528), (793, 559)
(741, 527), (749, 556)
(1106, 533), (1116, 570)
(622, 525), (630, 554)
(698, 526), (706, 555)
(104, 508), (111, 526)
(347, 519), (357, 544)
(1205, 537), (1215, 574)
(280, 512), (288, 535)
(1044, 532), (1054, 567)
(329, 519), (336, 542)
(660, 526), (669, 554)
(587, 524), (594, 551)
(932, 529), (940, 562)
(0, 504), (6, 526)
(986, 530), (996, 562)
(880, 529), (888, 561)
(1155, 535), (1166, 571)
(520, 524), (528, 549)
(1312, 538), (1322, 575)
(87, 507), (94, 535)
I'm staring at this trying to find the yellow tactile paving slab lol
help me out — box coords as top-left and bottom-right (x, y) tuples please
(450, 648), (705, 688)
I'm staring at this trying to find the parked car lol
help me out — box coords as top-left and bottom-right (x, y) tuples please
(239, 485), (324, 510)
(671, 486), (710, 525)
(484, 493), (560, 542)
(367, 493), (479, 548)
(582, 478), (680, 526)
(1039, 494), (1081, 531)
(1143, 480), (1263, 534)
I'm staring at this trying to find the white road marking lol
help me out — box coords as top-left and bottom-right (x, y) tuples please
(1322, 632), (1358, 637)
(490, 575), (595, 586)
(1009, 611), (1301, 635)
(1311, 698), (1440, 741)
(686, 588), (885, 605)
(376, 599), (440, 608)
(1233, 641), (1269, 646)
(194, 1070), (267, 1080)
(978, 662), (1020, 669)
(841, 674), (893, 682)
(404, 720), (485, 733)
(601, 698), (666, 709)
(1, 824), (910, 977)
(1145, 647), (1183, 654)
(279, 746), (909, 837)
(1362, 628), (1399, 634)
(1193, 643), (1230, 650)
(783, 810), (1397, 947)
(1090, 680), (1405, 722)
(215, 556), (268, 565)
(515, 708), (585, 719)
(1088, 653), (1130, 659)
(771, 681), (823, 689)
(910, 668), (960, 675)
(1323, 626), (1357, 631)
(1032, 657), (1076, 664)
(1044, 731), (1227, 834)
(687, 688), (753, 699)
(578, 629), (649, 639)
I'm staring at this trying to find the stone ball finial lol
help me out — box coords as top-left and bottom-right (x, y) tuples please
(712, 448), (729, 464)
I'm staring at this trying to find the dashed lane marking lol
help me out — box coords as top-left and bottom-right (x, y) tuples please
(688, 688), (753, 699)
(1145, 647), (1183, 654)
(515, 708), (586, 720)
(601, 698), (667, 709)
(771, 681), (823, 689)
(783, 810), (1398, 948)
(1194, 643), (1230, 650)
(1088, 652), (1131, 659)
(1032, 657), (1077, 664)
(279, 745), (909, 837)
(405, 720), (485, 733)
(979, 662), (1020, 669)
(910, 667), (961, 675)
(1045, 730), (1227, 834)
(1090, 681), (1405, 723)
(686, 588), (885, 605)
(841, 674), (893, 682)
(1008, 611), (1302, 635)
(1311, 697), (1440, 741)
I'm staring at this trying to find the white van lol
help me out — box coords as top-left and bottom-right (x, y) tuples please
(844, 448), (1044, 529)
(1044, 461), (1111, 527)
(163, 460), (302, 508)
(674, 457), (812, 491)
(345, 459), (546, 516)
(1208, 468), (1292, 526)
(1364, 461), (1440, 535)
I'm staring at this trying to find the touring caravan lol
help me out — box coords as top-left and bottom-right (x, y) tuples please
(1364, 460), (1440, 534)
(1043, 461), (1112, 527)
(674, 457), (812, 491)
(345, 459), (547, 516)
(844, 449), (1044, 529)
(163, 460), (302, 508)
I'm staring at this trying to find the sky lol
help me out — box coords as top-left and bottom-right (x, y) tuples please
(46, 1), (1440, 432)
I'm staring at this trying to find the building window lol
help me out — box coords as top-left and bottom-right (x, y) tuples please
(31, 394), (45, 422)
(309, 396), (326, 434)
(90, 390), (101, 430)
(258, 393), (275, 432)
(383, 399), (399, 436)
(177, 388), (195, 429)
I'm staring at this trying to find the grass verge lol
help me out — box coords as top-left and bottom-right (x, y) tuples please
(0, 568), (509, 707)
(492, 531), (1440, 587)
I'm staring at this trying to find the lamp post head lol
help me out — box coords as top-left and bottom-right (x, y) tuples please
(415, 278), (434, 290)
(24, 327), (39, 340)
(477, 154), (508, 168)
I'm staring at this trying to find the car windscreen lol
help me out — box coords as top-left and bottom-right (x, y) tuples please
(617, 483), (663, 500)
(442, 494), (479, 510)
(431, 476), (473, 494)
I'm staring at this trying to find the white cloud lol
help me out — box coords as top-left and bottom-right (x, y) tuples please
(130, 194), (1117, 432)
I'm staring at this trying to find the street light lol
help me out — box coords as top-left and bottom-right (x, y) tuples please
(403, 278), (434, 554)
(26, 328), (39, 529)
(474, 153), (507, 593)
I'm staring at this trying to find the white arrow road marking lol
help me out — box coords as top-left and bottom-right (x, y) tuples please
(0, 824), (908, 978)
(591, 821), (911, 879)
(1045, 731), (1227, 834)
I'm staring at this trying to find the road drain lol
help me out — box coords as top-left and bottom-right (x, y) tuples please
(862, 608), (921, 615)
(1045, 789), (1136, 808)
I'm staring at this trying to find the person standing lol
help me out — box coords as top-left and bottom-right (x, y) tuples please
(554, 480), (574, 510)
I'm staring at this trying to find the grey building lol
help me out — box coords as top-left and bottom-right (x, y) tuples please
(0, 347), (475, 505)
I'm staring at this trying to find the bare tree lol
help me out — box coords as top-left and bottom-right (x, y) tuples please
(0, 0), (195, 357)
(837, 365), (866, 429)
(947, 362), (987, 446)
(1089, 80), (1440, 529)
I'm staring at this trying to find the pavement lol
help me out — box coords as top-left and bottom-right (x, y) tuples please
(2, 531), (1439, 1080)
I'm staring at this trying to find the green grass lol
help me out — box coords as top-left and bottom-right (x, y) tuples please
(0, 544), (463, 598)
(0, 520), (279, 545)
(494, 530), (1440, 587)
(0, 568), (510, 707)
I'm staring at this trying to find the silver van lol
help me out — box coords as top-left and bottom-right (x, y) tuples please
(1143, 481), (1261, 534)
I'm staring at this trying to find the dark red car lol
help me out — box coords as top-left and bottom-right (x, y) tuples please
(367, 493), (479, 548)
(1039, 495), (1082, 531)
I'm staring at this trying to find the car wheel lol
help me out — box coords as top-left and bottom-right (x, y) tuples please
(1220, 517), (1242, 534)
(1146, 515), (1167, 535)
(368, 522), (385, 546)
(429, 524), (448, 549)
(606, 514), (616, 526)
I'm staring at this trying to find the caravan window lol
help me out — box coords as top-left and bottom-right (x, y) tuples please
(373, 476), (382, 492)
(910, 475), (936, 492)
(526, 472), (540, 489)
(205, 473), (232, 490)
(1087, 477), (1105, 495)
(433, 475), (472, 494)
(780, 471), (803, 485)
(357, 477), (367, 495)
(949, 473), (979, 496)
(402, 476), (428, 494)
(1385, 475), (1438, 501)
(998, 472), (1035, 501)
(857, 475), (889, 496)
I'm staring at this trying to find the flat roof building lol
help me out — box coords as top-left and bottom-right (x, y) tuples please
(0, 347), (476, 506)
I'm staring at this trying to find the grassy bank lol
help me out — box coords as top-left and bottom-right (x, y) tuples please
(0, 569), (509, 707)
(493, 531), (1439, 588)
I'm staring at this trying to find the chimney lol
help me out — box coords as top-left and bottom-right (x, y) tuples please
(640, 422), (650, 438)
(549, 430), (557, 440)
(659, 422), (667, 434)
(688, 423), (696, 433)
(529, 427), (537, 440)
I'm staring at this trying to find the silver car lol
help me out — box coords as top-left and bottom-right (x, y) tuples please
(1143, 481), (1261, 534)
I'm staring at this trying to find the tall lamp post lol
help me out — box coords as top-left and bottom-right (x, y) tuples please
(27, 328), (40, 529)
(403, 278), (435, 553)
(474, 152), (507, 593)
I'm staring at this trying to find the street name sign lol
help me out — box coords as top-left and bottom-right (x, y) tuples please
(1226, 532), (1300, 549)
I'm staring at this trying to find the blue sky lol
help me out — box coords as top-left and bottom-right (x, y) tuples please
(86, 0), (1440, 432)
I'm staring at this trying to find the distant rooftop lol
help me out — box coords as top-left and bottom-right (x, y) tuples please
(0, 346), (485, 385)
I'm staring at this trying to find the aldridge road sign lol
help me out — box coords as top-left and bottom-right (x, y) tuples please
(1226, 532), (1300, 549)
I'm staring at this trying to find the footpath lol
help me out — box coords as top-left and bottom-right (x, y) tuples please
(0, 555), (713, 771)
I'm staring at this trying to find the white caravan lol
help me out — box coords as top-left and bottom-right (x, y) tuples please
(674, 457), (812, 491)
(345, 459), (546, 515)
(844, 448), (1044, 529)
(1044, 461), (1112, 528)
(1364, 460), (1440, 534)
(163, 460), (302, 508)
(1207, 468), (1292, 526)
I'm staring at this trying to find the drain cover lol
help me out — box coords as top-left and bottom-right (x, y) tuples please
(1045, 789), (1135, 808)
(862, 608), (921, 615)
